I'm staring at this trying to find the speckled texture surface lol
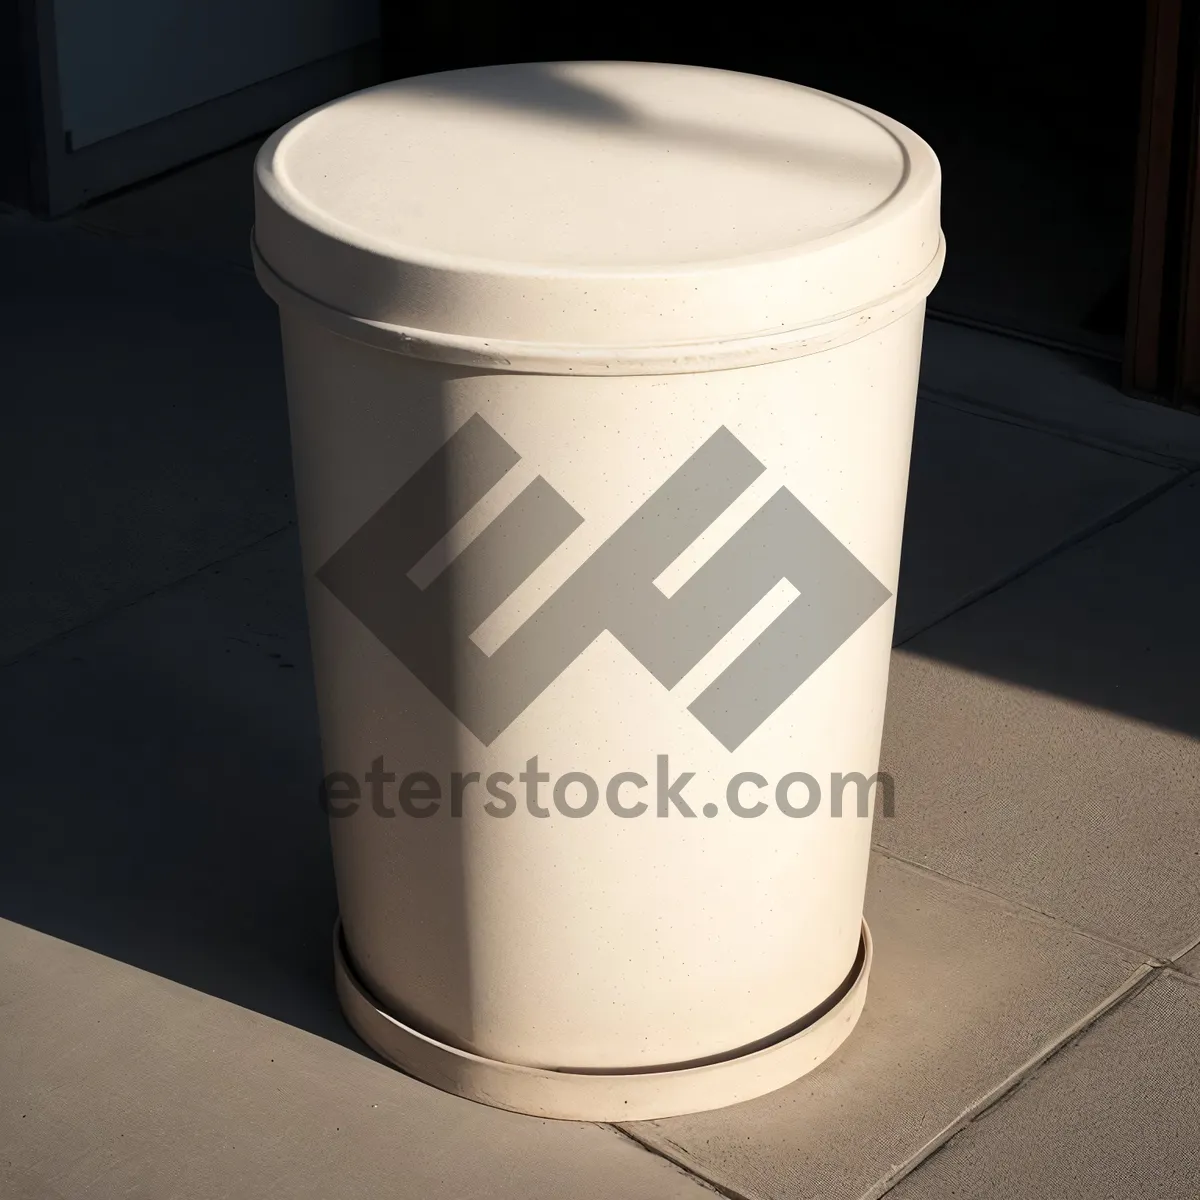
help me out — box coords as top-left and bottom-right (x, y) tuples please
(887, 972), (1200, 1200)
(623, 855), (1144, 1200)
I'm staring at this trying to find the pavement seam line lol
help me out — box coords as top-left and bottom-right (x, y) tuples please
(918, 385), (1198, 469)
(1168, 929), (1200, 964)
(924, 310), (1123, 364)
(895, 464), (1199, 648)
(606, 1124), (761, 1200)
(870, 845), (1171, 966)
(1163, 967), (1200, 989)
(867, 962), (1162, 1200)
(1161, 969), (1200, 988)
(605, 961), (1163, 1200)
(70, 215), (259, 280)
(0, 521), (297, 674)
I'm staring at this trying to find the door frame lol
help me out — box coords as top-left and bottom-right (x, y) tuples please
(1125, 0), (1200, 407)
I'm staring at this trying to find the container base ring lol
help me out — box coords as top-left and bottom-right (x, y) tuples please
(333, 918), (872, 1121)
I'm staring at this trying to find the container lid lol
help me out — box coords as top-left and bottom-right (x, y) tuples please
(253, 61), (943, 374)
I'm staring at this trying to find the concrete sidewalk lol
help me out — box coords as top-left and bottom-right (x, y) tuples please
(2, 147), (1199, 1199)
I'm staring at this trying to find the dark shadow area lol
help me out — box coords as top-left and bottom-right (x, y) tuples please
(0, 214), (296, 663)
(0, 246), (480, 1059)
(894, 394), (1172, 642)
(0, 532), (362, 1048)
(903, 470), (1200, 742)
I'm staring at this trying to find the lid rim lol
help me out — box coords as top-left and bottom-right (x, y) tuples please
(252, 233), (945, 376)
(253, 64), (943, 359)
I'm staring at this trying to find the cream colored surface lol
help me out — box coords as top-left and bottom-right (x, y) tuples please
(254, 62), (942, 353)
(334, 921), (871, 1121)
(279, 311), (923, 1090)
(256, 61), (942, 1116)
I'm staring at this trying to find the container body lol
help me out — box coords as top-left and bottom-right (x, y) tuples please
(280, 306), (925, 1071)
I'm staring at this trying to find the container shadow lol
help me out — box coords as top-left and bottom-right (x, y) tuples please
(0, 357), (482, 1060)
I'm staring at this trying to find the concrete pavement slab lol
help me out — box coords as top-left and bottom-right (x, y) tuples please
(894, 397), (1170, 640)
(879, 476), (1200, 958)
(624, 855), (1143, 1200)
(0, 919), (717, 1200)
(886, 971), (1200, 1200)
(0, 530), (335, 1039)
(0, 214), (293, 664)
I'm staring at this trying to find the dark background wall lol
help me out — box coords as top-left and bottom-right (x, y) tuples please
(0, 0), (35, 209)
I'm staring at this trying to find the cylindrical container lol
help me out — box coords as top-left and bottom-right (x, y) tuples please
(253, 61), (942, 1120)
